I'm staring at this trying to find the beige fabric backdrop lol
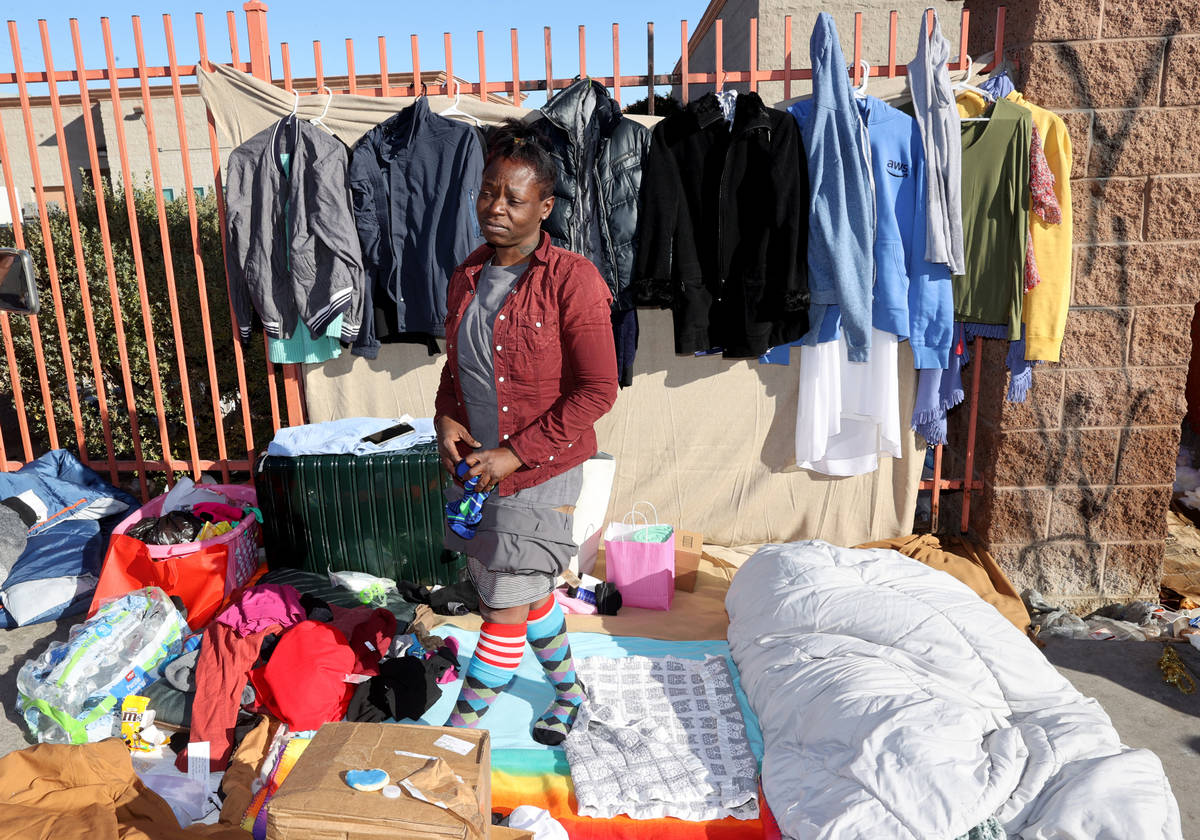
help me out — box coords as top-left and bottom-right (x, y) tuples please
(304, 309), (924, 548)
(199, 63), (924, 549)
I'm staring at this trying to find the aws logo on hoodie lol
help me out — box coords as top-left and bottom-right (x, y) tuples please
(886, 159), (910, 178)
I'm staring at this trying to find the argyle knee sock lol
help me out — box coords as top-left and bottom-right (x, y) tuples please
(445, 620), (525, 728)
(526, 599), (586, 746)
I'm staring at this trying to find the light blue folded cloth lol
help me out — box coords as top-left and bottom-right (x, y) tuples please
(266, 416), (436, 457)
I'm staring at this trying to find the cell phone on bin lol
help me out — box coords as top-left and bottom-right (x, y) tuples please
(360, 421), (415, 445)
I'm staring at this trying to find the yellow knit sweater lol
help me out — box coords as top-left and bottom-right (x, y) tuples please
(956, 90), (1073, 361)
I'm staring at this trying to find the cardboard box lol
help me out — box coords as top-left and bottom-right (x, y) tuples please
(595, 529), (704, 593)
(672, 530), (702, 592)
(491, 829), (534, 840)
(268, 722), (491, 840)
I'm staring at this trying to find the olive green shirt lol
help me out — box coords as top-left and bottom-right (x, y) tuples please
(954, 98), (1031, 339)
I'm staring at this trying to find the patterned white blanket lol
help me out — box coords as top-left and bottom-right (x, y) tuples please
(564, 655), (759, 821)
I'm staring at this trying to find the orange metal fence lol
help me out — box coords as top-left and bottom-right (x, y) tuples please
(0, 3), (1004, 530)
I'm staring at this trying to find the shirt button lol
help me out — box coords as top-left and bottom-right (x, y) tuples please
(535, 322), (542, 328)
(568, 443), (572, 448)
(548, 455), (554, 461)
(502, 406), (509, 412)
(503, 434), (510, 440)
(448, 343), (454, 350)
(498, 314), (505, 321)
(496, 345), (502, 351)
(498, 376), (504, 383)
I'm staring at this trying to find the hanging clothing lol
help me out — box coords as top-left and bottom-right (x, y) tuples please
(1022, 123), (1063, 293)
(912, 325), (968, 446)
(979, 70), (1016, 100)
(225, 116), (364, 346)
(907, 9), (965, 276)
(1009, 92), (1073, 362)
(796, 320), (902, 477)
(955, 98), (1031, 340)
(532, 79), (650, 384)
(611, 306), (639, 387)
(856, 94), (954, 369)
(262, 150), (345, 365)
(349, 97), (485, 358)
(533, 79), (650, 312)
(267, 316), (343, 364)
(792, 13), (875, 362)
(956, 91), (1061, 294)
(635, 91), (809, 358)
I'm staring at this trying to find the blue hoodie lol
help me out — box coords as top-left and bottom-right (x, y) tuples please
(856, 95), (953, 369)
(790, 13), (875, 362)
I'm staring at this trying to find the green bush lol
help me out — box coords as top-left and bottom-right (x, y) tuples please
(0, 178), (276, 493)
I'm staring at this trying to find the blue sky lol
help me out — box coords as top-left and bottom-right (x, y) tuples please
(6, 1), (709, 104)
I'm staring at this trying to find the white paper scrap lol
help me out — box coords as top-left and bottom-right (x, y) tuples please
(187, 741), (210, 788)
(433, 734), (474, 756)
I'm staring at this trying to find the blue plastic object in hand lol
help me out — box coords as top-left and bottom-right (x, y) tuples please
(445, 460), (492, 540)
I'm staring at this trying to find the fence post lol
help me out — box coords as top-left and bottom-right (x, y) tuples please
(244, 1), (271, 79)
(244, 0), (307, 428)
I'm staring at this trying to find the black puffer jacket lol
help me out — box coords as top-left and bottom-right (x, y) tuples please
(532, 79), (650, 311)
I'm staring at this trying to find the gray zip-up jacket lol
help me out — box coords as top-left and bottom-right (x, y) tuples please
(225, 116), (364, 344)
(907, 9), (965, 275)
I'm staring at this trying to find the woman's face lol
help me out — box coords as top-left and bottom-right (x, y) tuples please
(476, 157), (553, 249)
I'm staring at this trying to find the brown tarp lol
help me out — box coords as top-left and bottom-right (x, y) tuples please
(0, 738), (246, 840)
(856, 533), (1032, 633)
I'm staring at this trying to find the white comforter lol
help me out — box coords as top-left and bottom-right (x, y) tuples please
(726, 541), (1183, 840)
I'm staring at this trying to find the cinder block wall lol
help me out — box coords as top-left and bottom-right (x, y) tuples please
(954, 0), (1200, 611)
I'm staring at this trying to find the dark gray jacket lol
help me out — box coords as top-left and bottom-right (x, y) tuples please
(350, 98), (485, 357)
(532, 79), (650, 311)
(225, 116), (364, 344)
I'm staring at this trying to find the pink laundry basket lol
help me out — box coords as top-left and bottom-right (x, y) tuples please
(111, 484), (260, 597)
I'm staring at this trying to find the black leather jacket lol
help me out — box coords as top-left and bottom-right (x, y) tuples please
(532, 79), (650, 311)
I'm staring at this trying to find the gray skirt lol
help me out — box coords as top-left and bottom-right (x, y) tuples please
(443, 464), (583, 609)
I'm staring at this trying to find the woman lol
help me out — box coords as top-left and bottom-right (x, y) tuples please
(434, 122), (618, 745)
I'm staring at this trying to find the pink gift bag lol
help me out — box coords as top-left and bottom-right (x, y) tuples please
(603, 502), (675, 610)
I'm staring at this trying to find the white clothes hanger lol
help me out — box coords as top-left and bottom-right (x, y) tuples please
(268, 89), (300, 162)
(310, 85), (335, 134)
(853, 60), (870, 97)
(955, 55), (994, 122)
(439, 80), (482, 126)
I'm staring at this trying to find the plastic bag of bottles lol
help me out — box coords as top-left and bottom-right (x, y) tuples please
(16, 586), (189, 744)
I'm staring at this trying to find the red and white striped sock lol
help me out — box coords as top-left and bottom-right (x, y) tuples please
(447, 620), (527, 728)
(474, 620), (527, 669)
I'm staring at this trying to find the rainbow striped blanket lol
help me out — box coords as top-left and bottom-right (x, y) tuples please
(421, 629), (768, 839)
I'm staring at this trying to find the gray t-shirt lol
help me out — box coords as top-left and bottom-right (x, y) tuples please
(450, 258), (582, 509)
(457, 259), (526, 450)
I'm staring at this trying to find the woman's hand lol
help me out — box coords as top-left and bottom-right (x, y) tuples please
(464, 446), (524, 493)
(435, 415), (481, 475)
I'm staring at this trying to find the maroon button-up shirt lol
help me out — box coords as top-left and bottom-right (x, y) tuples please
(434, 231), (618, 495)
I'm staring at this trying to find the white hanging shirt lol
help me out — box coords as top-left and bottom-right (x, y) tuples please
(796, 328), (901, 476)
